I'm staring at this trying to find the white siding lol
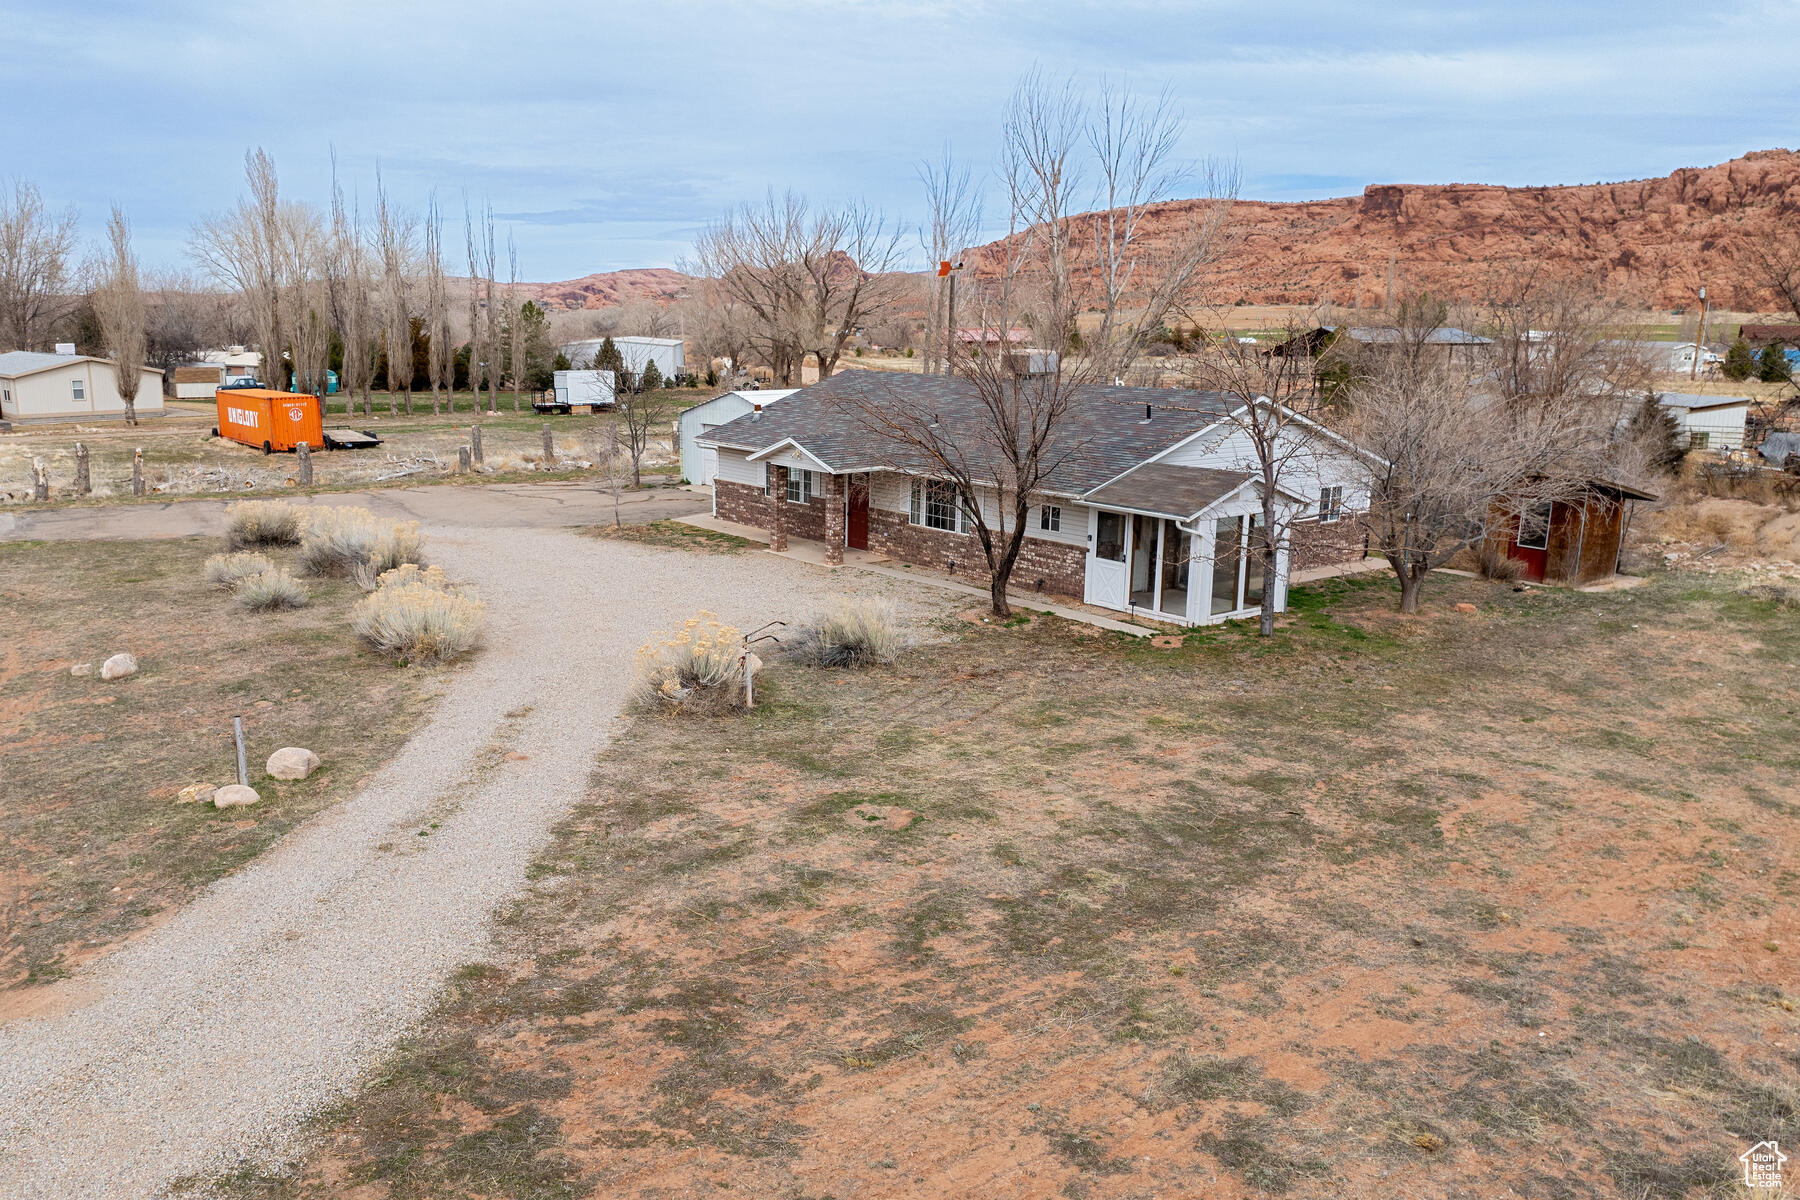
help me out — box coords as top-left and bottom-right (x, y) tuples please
(1674, 406), (1748, 450)
(1152, 419), (1369, 514)
(713, 447), (766, 488)
(1, 361), (163, 421)
(876, 475), (1089, 547)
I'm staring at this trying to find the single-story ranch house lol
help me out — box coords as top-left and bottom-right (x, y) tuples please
(698, 372), (1375, 626)
(0, 351), (165, 422)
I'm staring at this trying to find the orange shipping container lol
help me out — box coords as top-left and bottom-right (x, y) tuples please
(214, 389), (324, 453)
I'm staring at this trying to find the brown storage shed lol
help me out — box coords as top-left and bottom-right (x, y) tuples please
(1486, 480), (1658, 585)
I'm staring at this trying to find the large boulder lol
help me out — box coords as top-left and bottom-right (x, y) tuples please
(265, 747), (321, 781)
(175, 783), (218, 805)
(213, 784), (261, 809)
(100, 653), (138, 681)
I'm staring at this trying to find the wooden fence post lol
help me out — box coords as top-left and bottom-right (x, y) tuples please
(132, 448), (145, 497)
(471, 424), (484, 466)
(296, 441), (312, 486)
(458, 445), (471, 474)
(542, 424), (554, 465)
(32, 456), (48, 502)
(74, 443), (90, 495)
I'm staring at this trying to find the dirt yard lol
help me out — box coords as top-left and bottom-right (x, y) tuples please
(210, 568), (1799, 1199)
(0, 394), (693, 505)
(0, 536), (446, 994)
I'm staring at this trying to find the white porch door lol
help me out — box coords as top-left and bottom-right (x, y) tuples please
(1083, 508), (1130, 610)
(700, 445), (718, 485)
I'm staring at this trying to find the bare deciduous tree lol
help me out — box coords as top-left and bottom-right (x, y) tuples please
(616, 385), (676, 486)
(374, 171), (415, 415)
(690, 190), (905, 386)
(0, 179), (78, 352)
(463, 199), (485, 415)
(326, 163), (376, 417)
(192, 149), (299, 389)
(94, 206), (148, 425)
(917, 146), (983, 376)
(423, 196), (451, 415)
(481, 206), (500, 414)
(506, 233), (523, 411)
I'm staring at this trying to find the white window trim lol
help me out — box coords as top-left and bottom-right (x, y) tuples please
(1318, 486), (1343, 523)
(785, 468), (815, 504)
(1039, 504), (1062, 532)
(911, 479), (971, 534)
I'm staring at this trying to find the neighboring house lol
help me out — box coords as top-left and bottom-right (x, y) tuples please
(698, 372), (1374, 626)
(677, 389), (798, 484)
(0, 352), (165, 422)
(1269, 325), (1492, 361)
(172, 363), (226, 399)
(1484, 479), (1657, 585)
(1655, 391), (1750, 451)
(199, 346), (262, 382)
(558, 336), (686, 380)
(954, 327), (1031, 347)
(1740, 323), (1800, 348)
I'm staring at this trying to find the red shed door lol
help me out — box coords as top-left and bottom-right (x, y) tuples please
(847, 475), (870, 550)
(1512, 502), (1551, 582)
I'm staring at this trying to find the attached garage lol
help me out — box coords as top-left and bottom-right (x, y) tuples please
(0, 352), (165, 423)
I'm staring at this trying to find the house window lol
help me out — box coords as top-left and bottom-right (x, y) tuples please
(910, 480), (968, 533)
(1515, 502), (1552, 551)
(1688, 431), (1710, 450)
(1318, 486), (1344, 523)
(1039, 505), (1062, 532)
(71, 379), (85, 401)
(786, 468), (815, 503)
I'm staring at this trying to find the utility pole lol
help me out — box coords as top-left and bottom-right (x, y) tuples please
(940, 255), (964, 378)
(1691, 284), (1709, 381)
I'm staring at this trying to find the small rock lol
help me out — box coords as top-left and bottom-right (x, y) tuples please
(1454, 603), (1478, 614)
(265, 747), (320, 781)
(175, 783), (217, 805)
(213, 784), (261, 809)
(100, 653), (138, 681)
(70, 662), (94, 677)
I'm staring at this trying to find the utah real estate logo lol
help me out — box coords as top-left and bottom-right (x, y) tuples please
(1740, 1140), (1786, 1189)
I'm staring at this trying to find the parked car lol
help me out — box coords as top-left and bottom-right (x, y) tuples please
(219, 377), (262, 391)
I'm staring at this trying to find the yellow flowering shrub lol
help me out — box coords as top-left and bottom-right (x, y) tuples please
(635, 611), (743, 710)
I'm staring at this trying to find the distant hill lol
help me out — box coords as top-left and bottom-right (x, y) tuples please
(964, 149), (1800, 312)
(459, 267), (692, 311)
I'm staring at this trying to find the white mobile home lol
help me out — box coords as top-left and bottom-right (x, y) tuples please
(677, 389), (798, 484)
(1657, 392), (1750, 451)
(0, 352), (165, 422)
(559, 336), (686, 381)
(552, 369), (616, 410)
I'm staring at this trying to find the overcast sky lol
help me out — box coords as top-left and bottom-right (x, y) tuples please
(4, 0), (1795, 281)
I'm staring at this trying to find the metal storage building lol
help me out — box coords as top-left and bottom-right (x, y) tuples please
(677, 389), (797, 484)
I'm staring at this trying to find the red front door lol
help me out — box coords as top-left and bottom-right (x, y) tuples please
(847, 475), (870, 550)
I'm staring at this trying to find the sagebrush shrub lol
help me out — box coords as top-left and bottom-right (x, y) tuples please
(203, 551), (276, 590)
(235, 567), (309, 611)
(635, 611), (742, 711)
(300, 506), (424, 579)
(225, 501), (302, 550)
(791, 596), (908, 667)
(353, 579), (485, 663)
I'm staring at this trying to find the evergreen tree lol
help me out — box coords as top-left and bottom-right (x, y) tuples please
(1722, 336), (1755, 381)
(1626, 394), (1685, 473)
(593, 336), (623, 374)
(1758, 342), (1793, 383)
(641, 359), (664, 391)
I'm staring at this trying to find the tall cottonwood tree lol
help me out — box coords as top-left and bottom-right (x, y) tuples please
(506, 234), (524, 410)
(326, 165), (376, 416)
(93, 206), (148, 425)
(0, 179), (78, 351)
(192, 149), (297, 389)
(463, 199), (485, 413)
(917, 146), (983, 376)
(423, 197), (452, 415)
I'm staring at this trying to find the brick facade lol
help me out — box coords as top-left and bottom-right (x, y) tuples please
(1288, 516), (1368, 572)
(716, 479), (1088, 601)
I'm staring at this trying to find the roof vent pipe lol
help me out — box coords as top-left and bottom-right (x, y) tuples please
(1145, 404), (1153, 420)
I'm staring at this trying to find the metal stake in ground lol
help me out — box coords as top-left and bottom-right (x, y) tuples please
(296, 441), (312, 486)
(74, 443), (90, 495)
(471, 424), (484, 466)
(132, 448), (145, 497)
(740, 621), (786, 709)
(32, 456), (48, 502)
(542, 424), (554, 465)
(231, 717), (248, 787)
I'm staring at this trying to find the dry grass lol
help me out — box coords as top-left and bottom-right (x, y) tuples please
(0, 537), (443, 992)
(224, 500), (302, 550)
(234, 567), (308, 611)
(203, 551), (276, 590)
(633, 611), (743, 712)
(789, 595), (910, 667)
(230, 570), (1800, 1200)
(298, 507), (424, 580)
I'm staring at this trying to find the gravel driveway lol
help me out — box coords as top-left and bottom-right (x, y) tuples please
(0, 523), (938, 1197)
